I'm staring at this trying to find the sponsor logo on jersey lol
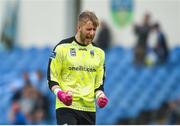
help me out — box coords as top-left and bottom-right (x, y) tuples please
(69, 66), (96, 72)
(70, 48), (76, 56)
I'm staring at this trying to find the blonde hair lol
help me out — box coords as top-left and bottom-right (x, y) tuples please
(78, 10), (99, 27)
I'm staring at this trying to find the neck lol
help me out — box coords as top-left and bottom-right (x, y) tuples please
(75, 34), (86, 46)
(75, 33), (90, 46)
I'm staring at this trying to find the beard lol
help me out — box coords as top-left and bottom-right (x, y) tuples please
(80, 31), (94, 45)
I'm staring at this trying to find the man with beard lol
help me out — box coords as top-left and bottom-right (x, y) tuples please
(47, 10), (108, 125)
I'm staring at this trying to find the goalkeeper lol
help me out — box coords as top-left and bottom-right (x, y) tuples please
(47, 10), (108, 125)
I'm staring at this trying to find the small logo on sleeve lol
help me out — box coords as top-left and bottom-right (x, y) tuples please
(50, 51), (56, 59)
(90, 50), (94, 57)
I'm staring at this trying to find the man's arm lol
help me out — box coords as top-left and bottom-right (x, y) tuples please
(95, 51), (108, 108)
(47, 47), (61, 90)
(47, 47), (72, 106)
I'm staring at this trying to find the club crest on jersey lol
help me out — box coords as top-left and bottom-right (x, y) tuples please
(90, 50), (94, 57)
(50, 51), (56, 59)
(70, 48), (76, 56)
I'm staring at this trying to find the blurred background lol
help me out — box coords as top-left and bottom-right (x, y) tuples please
(0, 0), (180, 124)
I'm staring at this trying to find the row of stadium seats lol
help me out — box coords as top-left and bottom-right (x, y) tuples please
(0, 47), (52, 124)
(96, 47), (180, 124)
(0, 46), (180, 124)
(0, 47), (51, 81)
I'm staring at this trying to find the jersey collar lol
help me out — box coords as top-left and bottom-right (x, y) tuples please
(74, 36), (92, 47)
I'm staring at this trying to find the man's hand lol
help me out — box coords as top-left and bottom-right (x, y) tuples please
(57, 91), (72, 106)
(96, 91), (108, 108)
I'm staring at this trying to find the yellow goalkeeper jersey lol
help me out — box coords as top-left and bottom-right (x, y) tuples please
(47, 36), (105, 112)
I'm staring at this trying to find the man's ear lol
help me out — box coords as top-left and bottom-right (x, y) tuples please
(77, 25), (80, 31)
(78, 24), (82, 31)
(77, 22), (83, 31)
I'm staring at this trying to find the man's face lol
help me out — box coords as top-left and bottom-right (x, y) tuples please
(143, 13), (151, 25)
(79, 20), (97, 45)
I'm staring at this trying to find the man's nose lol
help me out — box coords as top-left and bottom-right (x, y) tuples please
(90, 30), (95, 35)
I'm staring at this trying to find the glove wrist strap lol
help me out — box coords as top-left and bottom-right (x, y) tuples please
(53, 88), (62, 96)
(96, 90), (104, 99)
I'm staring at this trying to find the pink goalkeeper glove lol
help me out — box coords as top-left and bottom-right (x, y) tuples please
(57, 90), (72, 106)
(96, 91), (108, 108)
